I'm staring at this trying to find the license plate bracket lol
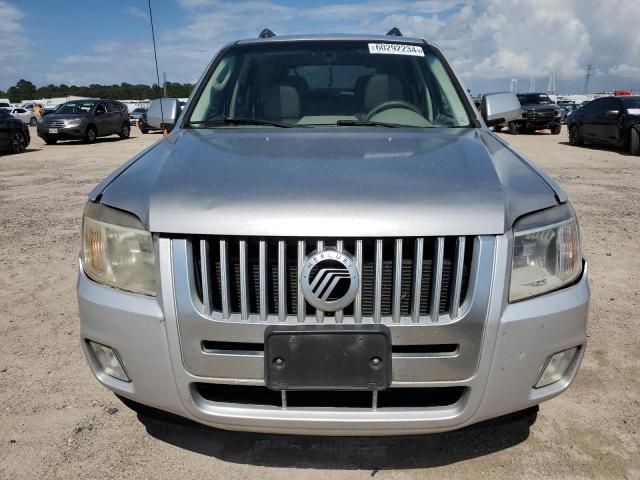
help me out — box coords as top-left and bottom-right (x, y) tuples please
(48, 128), (58, 134)
(265, 324), (391, 391)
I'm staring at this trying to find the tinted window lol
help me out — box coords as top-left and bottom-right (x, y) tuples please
(622, 97), (640, 112)
(188, 41), (471, 128)
(598, 98), (621, 113)
(56, 101), (96, 114)
(517, 94), (553, 105)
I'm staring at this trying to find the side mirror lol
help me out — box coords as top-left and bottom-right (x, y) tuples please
(481, 92), (522, 127)
(146, 98), (181, 131)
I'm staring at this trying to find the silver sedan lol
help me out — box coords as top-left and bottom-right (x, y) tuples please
(9, 107), (40, 126)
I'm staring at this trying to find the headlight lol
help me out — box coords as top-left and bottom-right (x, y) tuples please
(65, 118), (82, 127)
(510, 203), (582, 302)
(81, 202), (156, 296)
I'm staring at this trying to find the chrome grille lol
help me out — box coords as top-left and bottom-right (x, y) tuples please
(191, 237), (473, 324)
(44, 119), (66, 128)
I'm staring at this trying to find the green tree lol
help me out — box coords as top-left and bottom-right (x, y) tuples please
(7, 79), (37, 102)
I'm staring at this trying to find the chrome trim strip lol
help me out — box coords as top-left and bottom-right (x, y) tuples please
(278, 240), (287, 322)
(450, 237), (466, 319)
(316, 240), (324, 323)
(354, 239), (363, 324)
(219, 239), (230, 319)
(239, 240), (249, 321)
(430, 237), (445, 322)
(392, 238), (403, 323)
(199, 239), (212, 315)
(297, 240), (306, 323)
(335, 240), (344, 324)
(373, 239), (383, 324)
(259, 240), (267, 322)
(411, 238), (424, 323)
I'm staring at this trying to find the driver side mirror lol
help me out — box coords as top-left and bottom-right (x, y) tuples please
(480, 92), (522, 127)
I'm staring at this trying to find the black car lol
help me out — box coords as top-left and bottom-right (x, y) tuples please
(567, 96), (640, 155)
(507, 93), (563, 135)
(0, 108), (30, 154)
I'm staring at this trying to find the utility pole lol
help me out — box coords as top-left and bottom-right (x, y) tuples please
(583, 65), (593, 94)
(510, 78), (518, 93)
(163, 72), (167, 97)
(529, 78), (536, 93)
(547, 72), (556, 94)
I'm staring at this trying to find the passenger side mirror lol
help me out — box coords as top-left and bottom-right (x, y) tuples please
(480, 92), (522, 127)
(146, 98), (181, 131)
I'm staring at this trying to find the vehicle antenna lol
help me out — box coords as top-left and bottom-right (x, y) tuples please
(147, 0), (166, 135)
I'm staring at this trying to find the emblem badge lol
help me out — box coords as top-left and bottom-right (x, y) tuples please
(300, 248), (359, 312)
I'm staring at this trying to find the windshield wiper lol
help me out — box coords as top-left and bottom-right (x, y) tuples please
(335, 119), (404, 128)
(187, 117), (297, 128)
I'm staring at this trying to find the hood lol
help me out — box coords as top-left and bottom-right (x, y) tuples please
(95, 128), (560, 237)
(44, 113), (89, 120)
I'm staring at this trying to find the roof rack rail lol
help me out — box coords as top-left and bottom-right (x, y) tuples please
(259, 28), (276, 39)
(386, 27), (402, 36)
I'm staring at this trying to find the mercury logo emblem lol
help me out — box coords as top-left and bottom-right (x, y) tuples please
(300, 248), (359, 312)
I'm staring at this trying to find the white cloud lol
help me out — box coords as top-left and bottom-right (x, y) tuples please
(13, 0), (640, 92)
(0, 1), (30, 88)
(126, 5), (149, 21)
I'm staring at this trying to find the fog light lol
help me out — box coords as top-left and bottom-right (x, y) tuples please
(535, 347), (578, 388)
(88, 341), (130, 382)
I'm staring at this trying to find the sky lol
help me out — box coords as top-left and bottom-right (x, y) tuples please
(1, 0), (639, 95)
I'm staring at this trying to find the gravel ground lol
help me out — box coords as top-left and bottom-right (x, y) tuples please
(0, 126), (638, 479)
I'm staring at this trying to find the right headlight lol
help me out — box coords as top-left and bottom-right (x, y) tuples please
(510, 203), (582, 302)
(65, 118), (83, 127)
(81, 202), (156, 296)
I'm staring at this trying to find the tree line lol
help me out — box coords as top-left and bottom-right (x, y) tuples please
(0, 79), (195, 103)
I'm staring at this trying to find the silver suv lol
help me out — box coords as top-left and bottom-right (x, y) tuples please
(38, 99), (130, 144)
(77, 32), (589, 436)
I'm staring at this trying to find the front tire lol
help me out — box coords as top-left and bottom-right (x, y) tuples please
(630, 126), (640, 156)
(84, 126), (97, 144)
(569, 125), (583, 146)
(509, 121), (520, 135)
(140, 128), (149, 134)
(118, 123), (131, 139)
(550, 123), (561, 135)
(10, 131), (27, 154)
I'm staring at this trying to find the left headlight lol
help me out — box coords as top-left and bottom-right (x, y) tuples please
(81, 202), (156, 296)
(510, 203), (582, 302)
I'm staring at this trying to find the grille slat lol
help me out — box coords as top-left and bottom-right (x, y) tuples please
(192, 237), (473, 324)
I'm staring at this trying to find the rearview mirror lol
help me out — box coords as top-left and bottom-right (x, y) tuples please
(146, 98), (182, 131)
(481, 92), (522, 127)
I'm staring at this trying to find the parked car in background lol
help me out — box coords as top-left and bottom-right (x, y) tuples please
(502, 93), (563, 135)
(0, 108), (30, 154)
(41, 106), (60, 117)
(138, 99), (185, 133)
(129, 107), (147, 125)
(567, 95), (640, 155)
(77, 32), (588, 436)
(9, 107), (40, 126)
(37, 99), (131, 144)
(0, 101), (11, 111)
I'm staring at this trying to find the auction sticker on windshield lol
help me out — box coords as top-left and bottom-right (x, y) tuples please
(368, 43), (424, 57)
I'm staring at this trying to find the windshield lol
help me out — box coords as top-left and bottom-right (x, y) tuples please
(187, 41), (471, 128)
(517, 94), (553, 105)
(56, 101), (95, 114)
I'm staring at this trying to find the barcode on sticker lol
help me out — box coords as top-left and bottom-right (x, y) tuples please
(368, 43), (425, 57)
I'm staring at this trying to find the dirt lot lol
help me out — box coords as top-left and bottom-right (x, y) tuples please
(0, 126), (638, 479)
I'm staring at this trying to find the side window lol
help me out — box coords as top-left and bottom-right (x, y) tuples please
(106, 102), (119, 113)
(599, 98), (620, 114)
(95, 103), (106, 115)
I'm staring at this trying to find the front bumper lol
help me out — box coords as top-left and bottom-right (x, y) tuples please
(37, 125), (85, 141)
(77, 236), (589, 435)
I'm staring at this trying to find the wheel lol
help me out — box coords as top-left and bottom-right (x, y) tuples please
(84, 126), (97, 144)
(44, 138), (57, 145)
(140, 128), (149, 134)
(118, 123), (131, 139)
(568, 125), (583, 146)
(10, 131), (27, 154)
(630, 126), (640, 156)
(550, 123), (561, 135)
(492, 125), (503, 133)
(29, 117), (37, 127)
(509, 121), (520, 135)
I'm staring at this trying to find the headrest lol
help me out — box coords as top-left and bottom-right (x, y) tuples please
(363, 74), (406, 112)
(264, 85), (300, 119)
